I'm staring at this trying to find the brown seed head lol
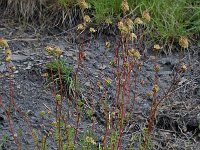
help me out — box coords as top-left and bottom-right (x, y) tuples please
(89, 27), (96, 33)
(153, 44), (161, 51)
(133, 50), (141, 59)
(181, 63), (187, 72)
(84, 15), (91, 23)
(5, 56), (11, 62)
(45, 46), (54, 55)
(179, 36), (189, 49)
(121, 0), (129, 13)
(125, 18), (133, 30)
(54, 46), (62, 57)
(55, 94), (61, 102)
(0, 38), (9, 48)
(129, 33), (137, 41)
(154, 64), (160, 72)
(105, 41), (111, 49)
(152, 84), (159, 93)
(5, 49), (12, 56)
(134, 17), (143, 25)
(78, 0), (88, 10)
(142, 10), (151, 22)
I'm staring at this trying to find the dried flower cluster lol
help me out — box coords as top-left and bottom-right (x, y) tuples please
(0, 38), (12, 62)
(152, 84), (159, 93)
(77, 15), (92, 31)
(142, 10), (151, 22)
(78, 0), (88, 10)
(85, 136), (96, 145)
(118, 18), (134, 37)
(121, 0), (129, 14)
(0, 38), (9, 48)
(179, 36), (189, 48)
(128, 48), (141, 59)
(45, 46), (62, 57)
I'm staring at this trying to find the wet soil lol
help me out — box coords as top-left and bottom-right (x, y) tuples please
(0, 18), (200, 150)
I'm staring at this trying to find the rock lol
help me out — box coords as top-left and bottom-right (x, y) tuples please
(0, 63), (6, 73)
(27, 110), (33, 116)
(14, 70), (19, 74)
(11, 54), (29, 62)
(158, 57), (178, 66)
(84, 81), (91, 87)
(65, 51), (74, 57)
(25, 62), (33, 70)
(158, 71), (172, 75)
(94, 63), (107, 70)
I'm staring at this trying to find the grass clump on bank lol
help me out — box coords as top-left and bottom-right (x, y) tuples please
(1, 0), (199, 41)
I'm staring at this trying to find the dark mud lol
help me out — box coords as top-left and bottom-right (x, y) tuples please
(0, 18), (200, 150)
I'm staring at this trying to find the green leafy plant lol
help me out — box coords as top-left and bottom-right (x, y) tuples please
(0, 134), (8, 149)
(46, 59), (76, 96)
(78, 130), (97, 150)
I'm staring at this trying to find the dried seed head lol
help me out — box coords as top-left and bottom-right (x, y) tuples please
(129, 48), (136, 55)
(45, 46), (54, 55)
(118, 21), (124, 31)
(142, 10), (151, 22)
(10, 66), (16, 71)
(133, 50), (141, 59)
(146, 92), (153, 97)
(41, 72), (48, 78)
(109, 60), (115, 66)
(129, 33), (137, 41)
(78, 0), (88, 10)
(121, 0), (129, 13)
(125, 18), (133, 30)
(54, 46), (62, 57)
(77, 24), (84, 31)
(140, 79), (145, 86)
(0, 38), (9, 48)
(39, 111), (46, 118)
(5, 56), (11, 62)
(97, 81), (101, 88)
(105, 41), (111, 49)
(181, 63), (187, 72)
(52, 121), (57, 127)
(179, 36), (189, 49)
(86, 136), (96, 145)
(123, 63), (129, 69)
(152, 84), (159, 93)
(89, 27), (96, 33)
(55, 94), (61, 102)
(134, 17), (143, 25)
(84, 15), (91, 23)
(48, 111), (52, 115)
(154, 64), (160, 72)
(121, 26), (129, 35)
(5, 49), (12, 56)
(153, 44), (161, 51)
(138, 62), (143, 70)
(104, 78), (111, 86)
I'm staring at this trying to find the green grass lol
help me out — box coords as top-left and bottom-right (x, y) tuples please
(2, 0), (199, 41)
(135, 0), (200, 40)
(88, 0), (122, 24)
(88, 0), (200, 40)
(57, 0), (77, 9)
(46, 59), (75, 96)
